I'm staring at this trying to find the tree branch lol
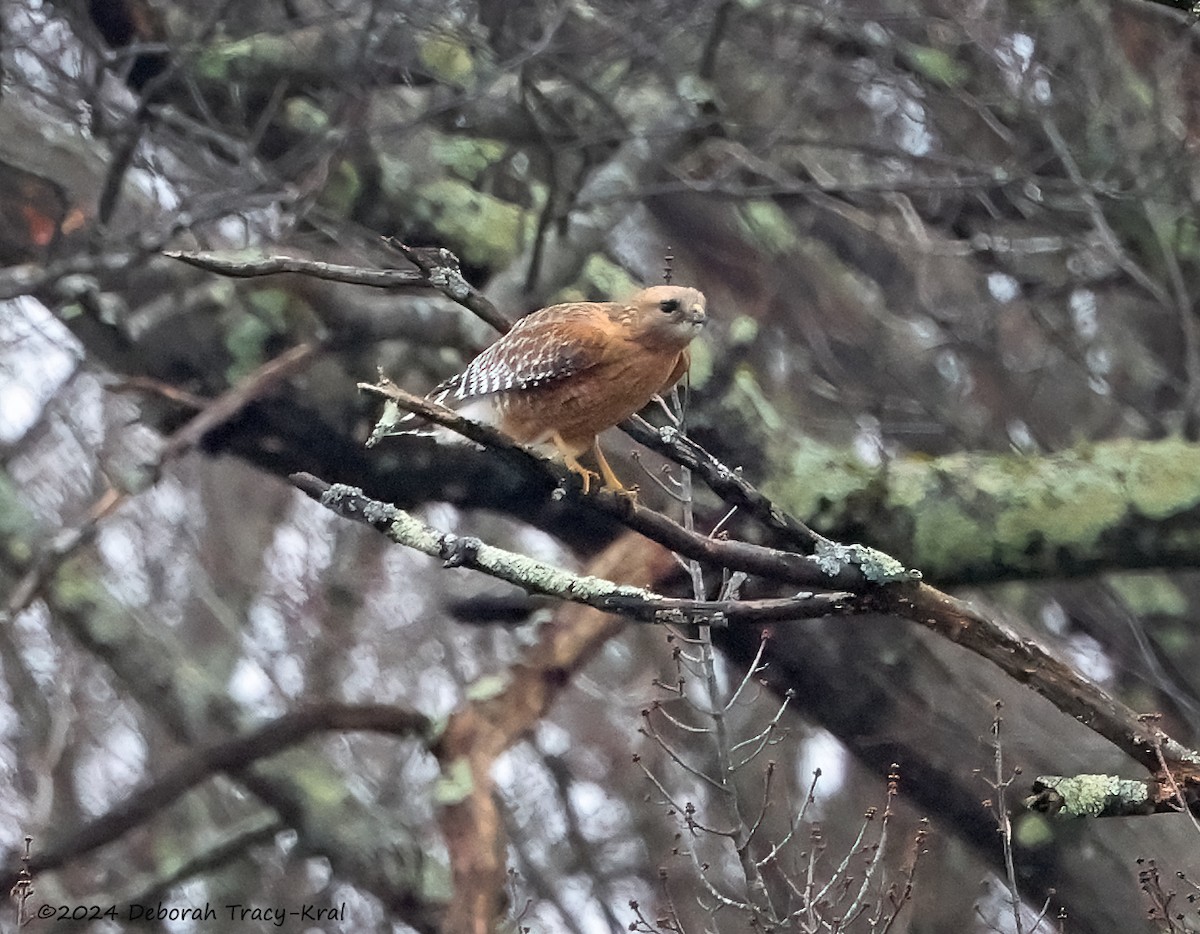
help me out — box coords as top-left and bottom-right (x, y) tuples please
(164, 249), (429, 286)
(887, 585), (1200, 775)
(349, 378), (1200, 781)
(1024, 772), (1197, 818)
(160, 341), (318, 461)
(291, 472), (853, 625)
(359, 378), (888, 590)
(165, 243), (514, 335)
(622, 413), (829, 553)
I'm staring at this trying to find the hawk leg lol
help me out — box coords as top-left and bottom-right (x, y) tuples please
(552, 434), (601, 494)
(550, 434), (635, 497)
(590, 439), (631, 495)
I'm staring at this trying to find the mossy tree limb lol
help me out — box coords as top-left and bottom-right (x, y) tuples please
(770, 435), (1200, 585)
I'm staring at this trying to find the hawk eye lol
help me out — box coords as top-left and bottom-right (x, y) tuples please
(658, 298), (680, 313)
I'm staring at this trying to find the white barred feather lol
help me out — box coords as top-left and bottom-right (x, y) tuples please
(430, 308), (597, 403)
(400, 304), (600, 435)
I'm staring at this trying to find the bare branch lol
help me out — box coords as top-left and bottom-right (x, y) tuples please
(127, 815), (284, 907)
(4, 342), (321, 621)
(161, 342), (318, 461)
(164, 249), (429, 288)
(7, 703), (431, 883)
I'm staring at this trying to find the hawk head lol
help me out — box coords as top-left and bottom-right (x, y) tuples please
(619, 286), (707, 349)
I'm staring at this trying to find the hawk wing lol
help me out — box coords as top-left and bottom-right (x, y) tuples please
(434, 303), (617, 404)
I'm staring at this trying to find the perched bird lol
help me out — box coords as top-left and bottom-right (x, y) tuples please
(416, 285), (707, 493)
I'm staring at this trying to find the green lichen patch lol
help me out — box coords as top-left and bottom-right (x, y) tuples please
(318, 160), (362, 217)
(289, 760), (353, 808)
(195, 33), (295, 82)
(579, 256), (640, 303)
(992, 454), (1128, 560)
(466, 672), (511, 702)
(0, 471), (34, 547)
(283, 96), (330, 134)
(731, 367), (784, 432)
(434, 758), (475, 804)
(1125, 437), (1200, 519)
(729, 315), (759, 345)
(765, 434), (876, 523)
(1014, 812), (1054, 847)
(418, 33), (476, 89)
(431, 138), (507, 182)
(813, 541), (918, 583)
(766, 436), (1200, 580)
(910, 496), (986, 577)
(224, 311), (273, 383)
(410, 179), (530, 269)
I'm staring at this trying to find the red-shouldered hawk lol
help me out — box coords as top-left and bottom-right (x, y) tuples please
(416, 285), (707, 493)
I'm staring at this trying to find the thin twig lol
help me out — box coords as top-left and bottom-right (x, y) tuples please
(1040, 114), (1169, 305)
(650, 700), (714, 735)
(989, 706), (1027, 934)
(1152, 737), (1200, 835)
(161, 342), (318, 461)
(725, 630), (770, 711)
(729, 692), (793, 769)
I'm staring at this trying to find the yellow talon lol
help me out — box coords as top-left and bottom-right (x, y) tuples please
(591, 440), (637, 501)
(552, 434), (637, 498)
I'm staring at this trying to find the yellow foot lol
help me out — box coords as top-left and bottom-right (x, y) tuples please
(591, 439), (637, 500)
(555, 435), (636, 498)
(563, 458), (601, 494)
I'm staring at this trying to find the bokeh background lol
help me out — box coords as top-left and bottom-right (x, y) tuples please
(2, 0), (1200, 931)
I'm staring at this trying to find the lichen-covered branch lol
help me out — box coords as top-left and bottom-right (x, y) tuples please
(1024, 773), (1198, 818)
(770, 434), (1200, 585)
(382, 238), (513, 334)
(291, 472), (852, 626)
(348, 378), (1200, 787)
(293, 456), (1200, 795)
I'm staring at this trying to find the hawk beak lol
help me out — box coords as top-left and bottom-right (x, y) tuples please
(688, 306), (707, 326)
